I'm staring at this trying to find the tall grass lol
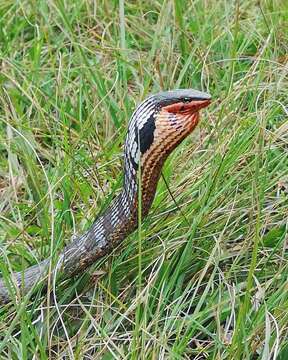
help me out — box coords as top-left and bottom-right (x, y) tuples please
(0, 0), (287, 358)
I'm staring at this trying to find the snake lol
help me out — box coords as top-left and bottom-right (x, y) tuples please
(0, 89), (211, 304)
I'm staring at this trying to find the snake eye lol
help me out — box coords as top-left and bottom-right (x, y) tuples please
(182, 97), (191, 103)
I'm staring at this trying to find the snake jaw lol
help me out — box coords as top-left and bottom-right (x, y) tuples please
(157, 98), (211, 138)
(162, 99), (211, 114)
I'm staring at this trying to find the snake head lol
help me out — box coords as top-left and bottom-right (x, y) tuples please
(125, 89), (211, 172)
(154, 89), (211, 139)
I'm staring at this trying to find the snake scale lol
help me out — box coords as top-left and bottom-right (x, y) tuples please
(0, 89), (211, 304)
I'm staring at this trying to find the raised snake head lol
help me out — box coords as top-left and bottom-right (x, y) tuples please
(122, 89), (211, 207)
(124, 89), (211, 173)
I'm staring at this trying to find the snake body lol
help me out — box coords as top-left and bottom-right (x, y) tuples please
(0, 89), (211, 304)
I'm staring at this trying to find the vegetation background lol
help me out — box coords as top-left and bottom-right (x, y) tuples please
(0, 0), (287, 358)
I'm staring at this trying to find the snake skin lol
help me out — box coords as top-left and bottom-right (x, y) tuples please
(0, 89), (211, 304)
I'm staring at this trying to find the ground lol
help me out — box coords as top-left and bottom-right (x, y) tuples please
(0, 0), (288, 358)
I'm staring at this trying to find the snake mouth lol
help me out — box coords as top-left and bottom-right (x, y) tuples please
(162, 99), (211, 115)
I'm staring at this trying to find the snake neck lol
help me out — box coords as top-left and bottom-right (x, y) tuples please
(61, 111), (200, 276)
(61, 150), (165, 273)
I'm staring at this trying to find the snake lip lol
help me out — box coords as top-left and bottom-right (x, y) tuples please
(191, 99), (211, 111)
(162, 98), (211, 114)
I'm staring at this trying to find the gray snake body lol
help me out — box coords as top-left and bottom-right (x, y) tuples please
(0, 89), (211, 304)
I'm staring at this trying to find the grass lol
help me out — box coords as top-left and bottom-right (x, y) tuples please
(0, 0), (287, 358)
